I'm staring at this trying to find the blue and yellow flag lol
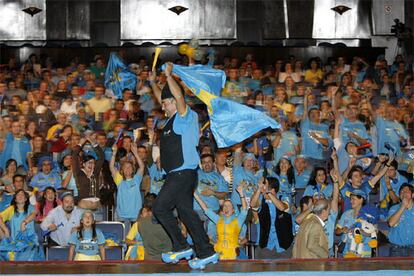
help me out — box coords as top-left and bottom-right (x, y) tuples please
(105, 52), (137, 99)
(165, 64), (280, 148)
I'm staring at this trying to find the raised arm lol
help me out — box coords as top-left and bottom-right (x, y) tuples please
(236, 185), (247, 211)
(130, 143), (145, 176)
(368, 152), (395, 188)
(164, 62), (186, 116)
(194, 192), (208, 211)
(149, 70), (162, 104)
(250, 177), (265, 209)
(109, 144), (119, 178)
(302, 88), (311, 121)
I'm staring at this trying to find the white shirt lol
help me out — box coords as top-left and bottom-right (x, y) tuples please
(40, 205), (83, 246)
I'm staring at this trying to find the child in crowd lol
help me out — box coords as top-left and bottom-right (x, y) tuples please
(68, 210), (105, 261)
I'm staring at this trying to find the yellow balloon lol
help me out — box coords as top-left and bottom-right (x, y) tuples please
(178, 43), (189, 55)
(186, 47), (195, 58)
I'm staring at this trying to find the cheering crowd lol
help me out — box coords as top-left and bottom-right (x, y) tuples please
(0, 51), (413, 262)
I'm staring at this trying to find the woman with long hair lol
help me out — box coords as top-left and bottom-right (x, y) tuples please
(304, 167), (333, 199)
(35, 186), (61, 222)
(1, 159), (18, 187)
(274, 157), (295, 195)
(0, 189), (36, 239)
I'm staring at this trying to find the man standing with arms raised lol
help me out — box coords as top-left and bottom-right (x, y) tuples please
(150, 63), (218, 269)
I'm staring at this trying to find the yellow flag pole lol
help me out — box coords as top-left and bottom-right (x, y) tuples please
(152, 47), (162, 71)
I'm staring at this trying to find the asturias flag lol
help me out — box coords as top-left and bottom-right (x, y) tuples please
(105, 52), (137, 99)
(164, 64), (280, 148)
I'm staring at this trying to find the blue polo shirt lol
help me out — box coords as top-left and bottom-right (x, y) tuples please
(171, 108), (200, 172)
(231, 165), (259, 206)
(273, 130), (299, 164)
(340, 117), (370, 146)
(300, 118), (331, 160)
(336, 208), (358, 242)
(294, 169), (311, 189)
(388, 203), (414, 246)
(376, 116), (408, 155)
(194, 170), (228, 212)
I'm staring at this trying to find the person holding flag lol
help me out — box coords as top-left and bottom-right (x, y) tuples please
(149, 63), (219, 269)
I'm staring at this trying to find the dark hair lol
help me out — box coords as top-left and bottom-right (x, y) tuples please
(300, 195), (313, 210)
(389, 160), (398, 169)
(308, 167), (327, 186)
(78, 216), (97, 242)
(144, 193), (157, 210)
(82, 154), (96, 163)
(347, 166), (363, 180)
(11, 189), (30, 215)
(200, 154), (214, 161)
(5, 159), (17, 171)
(13, 174), (25, 183)
(274, 158), (295, 186)
(38, 186), (58, 217)
(399, 183), (414, 194)
(267, 177), (280, 193)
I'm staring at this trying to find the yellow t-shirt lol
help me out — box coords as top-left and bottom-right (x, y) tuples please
(113, 172), (123, 186)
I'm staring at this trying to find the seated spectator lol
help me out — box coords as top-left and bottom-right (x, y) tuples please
(0, 190), (36, 239)
(68, 210), (105, 261)
(137, 193), (172, 261)
(125, 209), (145, 260)
(30, 156), (62, 192)
(35, 186), (61, 223)
(387, 183), (414, 257)
(40, 192), (82, 246)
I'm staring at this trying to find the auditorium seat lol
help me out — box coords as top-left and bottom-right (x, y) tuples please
(47, 246), (69, 261)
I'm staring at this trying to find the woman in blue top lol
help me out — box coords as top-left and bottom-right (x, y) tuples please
(274, 157), (295, 195)
(68, 210), (106, 261)
(0, 189), (43, 261)
(304, 167), (333, 199)
(110, 143), (144, 233)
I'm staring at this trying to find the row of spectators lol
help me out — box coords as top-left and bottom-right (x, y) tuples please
(0, 51), (413, 261)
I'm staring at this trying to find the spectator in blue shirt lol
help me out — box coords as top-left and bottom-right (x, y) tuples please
(375, 105), (408, 156)
(194, 154), (228, 218)
(300, 91), (332, 167)
(379, 160), (408, 202)
(30, 156), (62, 192)
(304, 167), (333, 199)
(271, 117), (299, 164)
(293, 155), (312, 189)
(387, 183), (414, 257)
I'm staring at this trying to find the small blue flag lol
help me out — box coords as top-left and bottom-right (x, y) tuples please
(165, 64), (280, 148)
(104, 52), (137, 99)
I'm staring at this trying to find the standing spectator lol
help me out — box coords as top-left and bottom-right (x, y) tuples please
(71, 135), (104, 200)
(387, 183), (414, 257)
(0, 121), (32, 172)
(86, 84), (112, 123)
(292, 199), (330, 259)
(110, 143), (144, 233)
